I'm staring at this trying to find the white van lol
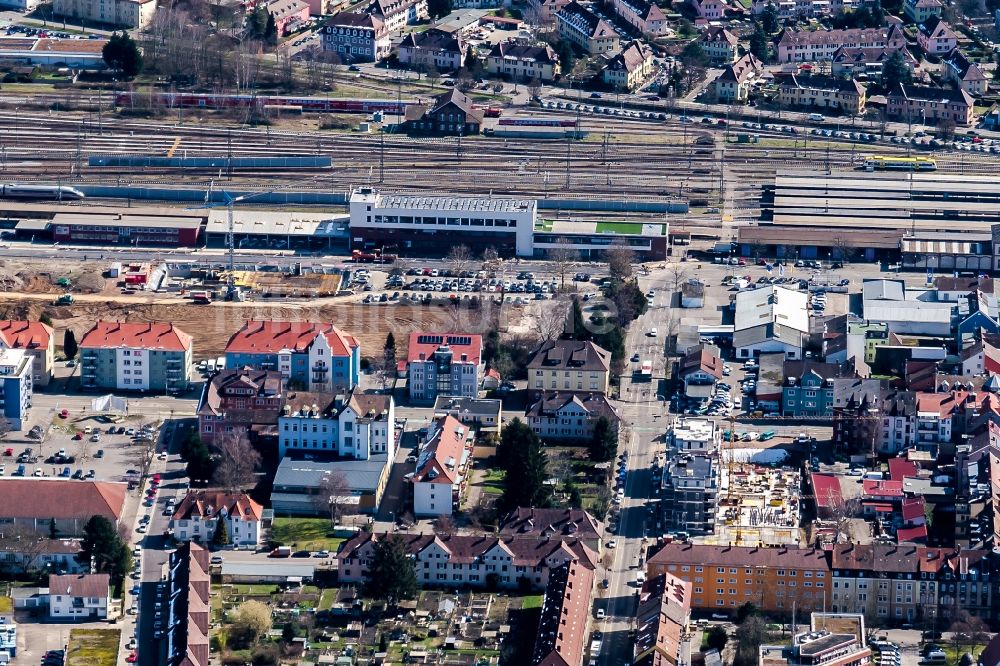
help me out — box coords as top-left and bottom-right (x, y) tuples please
(809, 113), (825, 121)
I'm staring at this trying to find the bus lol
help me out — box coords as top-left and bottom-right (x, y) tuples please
(862, 155), (937, 171)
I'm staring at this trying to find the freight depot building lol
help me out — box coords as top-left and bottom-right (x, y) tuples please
(738, 171), (1000, 271)
(348, 187), (669, 259)
(12, 206), (204, 247)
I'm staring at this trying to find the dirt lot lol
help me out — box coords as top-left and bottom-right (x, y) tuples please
(0, 292), (498, 359)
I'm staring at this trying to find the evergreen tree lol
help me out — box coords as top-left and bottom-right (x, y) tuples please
(78, 515), (131, 584)
(49, 518), (58, 539)
(555, 40), (575, 72)
(498, 418), (552, 511)
(880, 50), (911, 92)
(63, 329), (78, 360)
(263, 12), (278, 45)
(761, 3), (779, 33)
(384, 332), (396, 362)
(749, 23), (769, 62)
(564, 297), (591, 341)
(102, 31), (143, 77)
(39, 311), (53, 327)
(251, 5), (269, 37)
(182, 431), (216, 486)
(427, 0), (451, 18)
(589, 416), (618, 463)
(213, 516), (231, 547)
(365, 534), (418, 606)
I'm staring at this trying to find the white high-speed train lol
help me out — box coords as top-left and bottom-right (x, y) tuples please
(0, 184), (85, 200)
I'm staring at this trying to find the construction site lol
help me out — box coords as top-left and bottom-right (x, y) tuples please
(714, 464), (803, 548)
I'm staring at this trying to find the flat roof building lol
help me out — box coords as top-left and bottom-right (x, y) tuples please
(349, 187), (536, 256)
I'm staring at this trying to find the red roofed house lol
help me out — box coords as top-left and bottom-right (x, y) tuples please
(412, 415), (471, 517)
(407, 332), (484, 402)
(601, 39), (655, 91)
(634, 572), (692, 666)
(679, 344), (724, 399)
(79, 320), (192, 393)
(169, 491), (265, 548)
(960, 340), (1000, 377)
(0, 320), (54, 386)
(897, 496), (927, 543)
(225, 320), (360, 393)
(196, 368), (284, 446)
(915, 390), (993, 446)
(811, 472), (844, 518)
(0, 478), (127, 537)
(532, 559), (595, 666)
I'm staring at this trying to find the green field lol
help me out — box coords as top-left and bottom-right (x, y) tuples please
(270, 517), (346, 552)
(67, 629), (120, 666)
(596, 221), (663, 235)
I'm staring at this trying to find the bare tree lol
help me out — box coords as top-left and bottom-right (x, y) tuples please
(313, 471), (351, 526)
(527, 77), (542, 100)
(533, 297), (571, 341)
(434, 514), (456, 535)
(0, 525), (48, 575)
(668, 263), (689, 294)
(606, 241), (635, 281)
(212, 432), (261, 491)
(447, 245), (473, 275)
(548, 239), (579, 287)
(825, 492), (862, 544)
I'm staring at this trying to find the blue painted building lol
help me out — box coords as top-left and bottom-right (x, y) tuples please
(224, 320), (360, 392)
(0, 348), (32, 431)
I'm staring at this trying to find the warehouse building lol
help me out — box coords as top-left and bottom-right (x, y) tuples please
(739, 171), (1000, 261)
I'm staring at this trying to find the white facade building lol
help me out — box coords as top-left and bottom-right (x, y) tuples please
(48, 574), (110, 621)
(0, 348), (32, 431)
(671, 418), (718, 451)
(278, 390), (394, 459)
(169, 491), (264, 548)
(412, 415), (470, 517)
(733, 286), (809, 359)
(348, 188), (537, 257)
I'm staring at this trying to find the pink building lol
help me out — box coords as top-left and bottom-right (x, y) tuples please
(267, 0), (310, 35)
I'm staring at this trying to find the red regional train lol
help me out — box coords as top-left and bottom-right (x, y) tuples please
(114, 92), (414, 114)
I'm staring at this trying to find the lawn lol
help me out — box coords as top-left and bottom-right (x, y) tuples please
(67, 628), (120, 666)
(0, 597), (11, 613)
(270, 517), (346, 552)
(596, 221), (664, 235)
(521, 594), (543, 610)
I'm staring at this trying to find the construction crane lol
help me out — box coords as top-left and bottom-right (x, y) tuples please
(193, 177), (325, 300)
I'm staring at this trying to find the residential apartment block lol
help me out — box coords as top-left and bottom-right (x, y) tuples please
(169, 491), (264, 548)
(602, 39), (655, 91)
(399, 28), (465, 71)
(225, 320), (360, 393)
(782, 360), (855, 417)
(322, 12), (391, 63)
(775, 25), (905, 63)
(525, 391), (619, 442)
(752, 0), (858, 19)
(904, 0), (942, 22)
(79, 321), (192, 393)
(196, 368), (283, 446)
(830, 46), (915, 78)
(364, 0), (427, 32)
(498, 507), (603, 554)
(52, 0), (156, 29)
(944, 49), (988, 96)
(699, 26), (739, 65)
(161, 542), (210, 666)
(406, 332), (484, 402)
(885, 83), (974, 126)
(556, 1), (621, 55)
(609, 0), (667, 35)
(0, 348), (32, 430)
(486, 41), (561, 82)
(0, 320), (54, 387)
(634, 573), (692, 666)
(776, 73), (866, 115)
(277, 389), (395, 459)
(646, 543), (832, 614)
(713, 52), (763, 103)
(525, 0), (570, 25)
(337, 531), (598, 590)
(532, 560), (594, 666)
(527, 340), (612, 395)
(660, 453), (718, 536)
(916, 16), (957, 55)
(412, 415), (471, 517)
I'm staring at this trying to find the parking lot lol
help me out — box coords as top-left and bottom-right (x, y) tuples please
(2, 414), (164, 485)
